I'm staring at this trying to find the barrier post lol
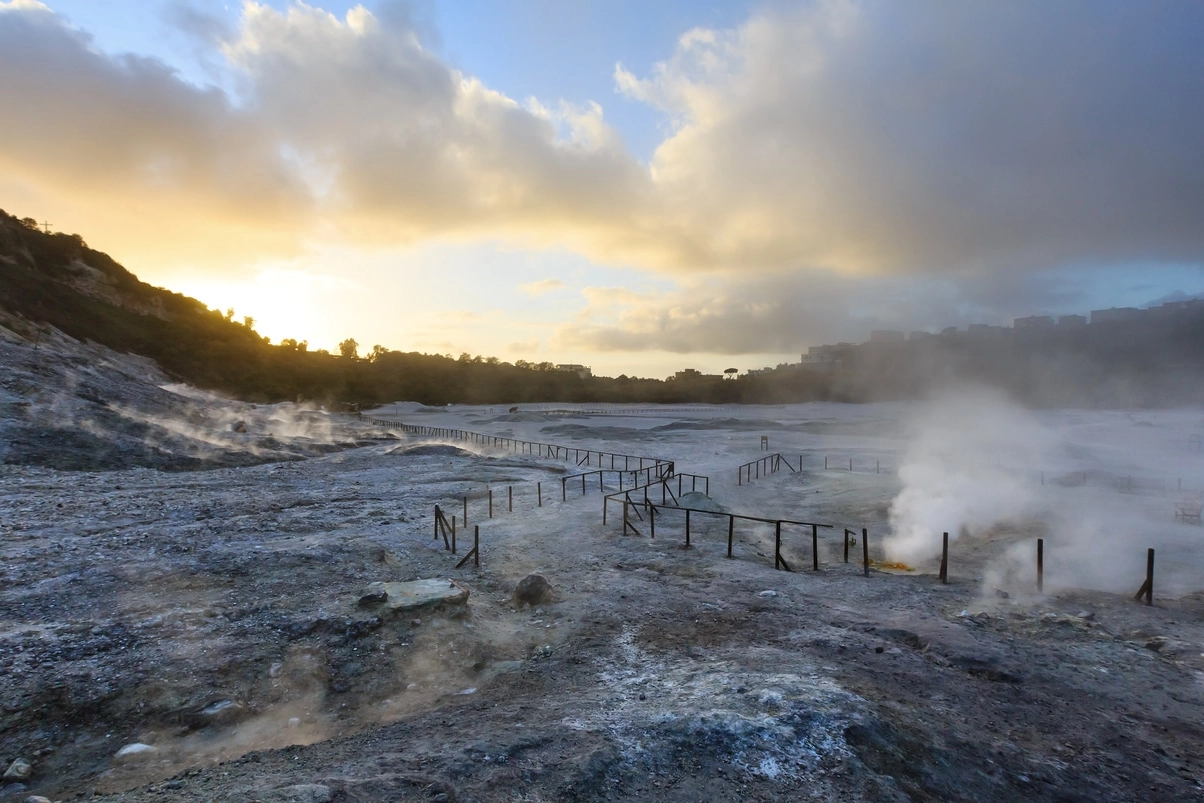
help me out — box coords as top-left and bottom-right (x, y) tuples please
(862, 527), (869, 576)
(939, 532), (948, 583)
(1037, 538), (1044, 592)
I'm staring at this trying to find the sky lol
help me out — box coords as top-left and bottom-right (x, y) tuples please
(2, 0), (1203, 378)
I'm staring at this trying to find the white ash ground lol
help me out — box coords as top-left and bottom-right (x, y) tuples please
(1, 340), (1204, 800)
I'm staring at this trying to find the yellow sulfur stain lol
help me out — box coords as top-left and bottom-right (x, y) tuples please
(871, 561), (915, 571)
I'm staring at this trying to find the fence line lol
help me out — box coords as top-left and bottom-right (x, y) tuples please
(619, 496), (833, 572)
(737, 453), (800, 485)
(601, 473), (711, 524)
(413, 420), (1174, 608)
(561, 465), (675, 501)
(367, 417), (673, 473)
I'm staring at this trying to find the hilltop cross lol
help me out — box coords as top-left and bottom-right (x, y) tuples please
(41, 220), (52, 234)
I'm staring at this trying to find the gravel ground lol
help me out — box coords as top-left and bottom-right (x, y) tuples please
(2, 330), (1204, 801)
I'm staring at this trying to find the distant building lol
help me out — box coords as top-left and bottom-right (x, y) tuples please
(800, 344), (849, 370)
(908, 331), (934, 341)
(869, 330), (905, 343)
(940, 326), (959, 336)
(1057, 314), (1087, 327)
(1013, 315), (1055, 329)
(1090, 307), (1143, 325)
(1152, 299), (1202, 316)
(966, 324), (1007, 338)
(801, 345), (838, 364)
(555, 363), (592, 378)
(746, 366), (775, 376)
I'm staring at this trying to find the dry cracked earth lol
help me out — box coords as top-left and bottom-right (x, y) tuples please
(2, 328), (1204, 802)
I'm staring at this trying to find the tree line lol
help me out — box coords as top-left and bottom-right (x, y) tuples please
(3, 209), (1203, 408)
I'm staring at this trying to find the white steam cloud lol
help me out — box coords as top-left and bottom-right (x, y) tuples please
(885, 387), (1049, 565)
(886, 388), (1204, 597)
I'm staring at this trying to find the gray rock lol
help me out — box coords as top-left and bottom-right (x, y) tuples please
(199, 699), (243, 723)
(357, 590), (388, 608)
(114, 743), (158, 760)
(25, 796), (53, 803)
(2, 759), (31, 781)
(514, 574), (552, 608)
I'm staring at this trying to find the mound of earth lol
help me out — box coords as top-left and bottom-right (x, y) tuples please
(653, 418), (786, 432)
(489, 411), (552, 423)
(386, 443), (475, 458)
(677, 491), (726, 512)
(0, 320), (381, 471)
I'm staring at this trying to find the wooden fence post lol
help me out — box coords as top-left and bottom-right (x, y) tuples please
(939, 532), (948, 583)
(862, 527), (869, 576)
(1037, 538), (1044, 593)
(811, 523), (819, 571)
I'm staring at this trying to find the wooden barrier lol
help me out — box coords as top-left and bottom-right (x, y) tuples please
(366, 417), (673, 475)
(619, 500), (831, 573)
(1133, 548), (1155, 605)
(737, 453), (800, 485)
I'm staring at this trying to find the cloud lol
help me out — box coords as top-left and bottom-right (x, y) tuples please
(519, 278), (566, 297)
(0, 1), (649, 271)
(0, 0), (311, 265)
(506, 339), (539, 354)
(559, 272), (868, 355)
(555, 265), (1156, 355)
(162, 1), (235, 46)
(2, 0), (1203, 289)
(619, 1), (1204, 276)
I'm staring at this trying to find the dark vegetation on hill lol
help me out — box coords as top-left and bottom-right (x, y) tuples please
(2, 208), (1203, 407)
(0, 209), (807, 405)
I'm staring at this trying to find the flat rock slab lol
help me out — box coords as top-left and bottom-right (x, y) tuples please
(366, 579), (469, 616)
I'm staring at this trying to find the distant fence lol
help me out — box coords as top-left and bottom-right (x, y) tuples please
(406, 416), (1185, 605)
(737, 453), (799, 485)
(601, 472), (712, 524)
(367, 418), (673, 473)
(618, 496), (835, 573)
(561, 465), (678, 500)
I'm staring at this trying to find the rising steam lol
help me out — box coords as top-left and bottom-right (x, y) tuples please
(885, 387), (1049, 564)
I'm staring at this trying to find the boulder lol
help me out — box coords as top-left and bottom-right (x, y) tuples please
(362, 579), (468, 618)
(2, 759), (31, 781)
(514, 574), (552, 608)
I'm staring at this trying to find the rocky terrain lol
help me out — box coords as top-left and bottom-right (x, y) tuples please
(2, 325), (1203, 802)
